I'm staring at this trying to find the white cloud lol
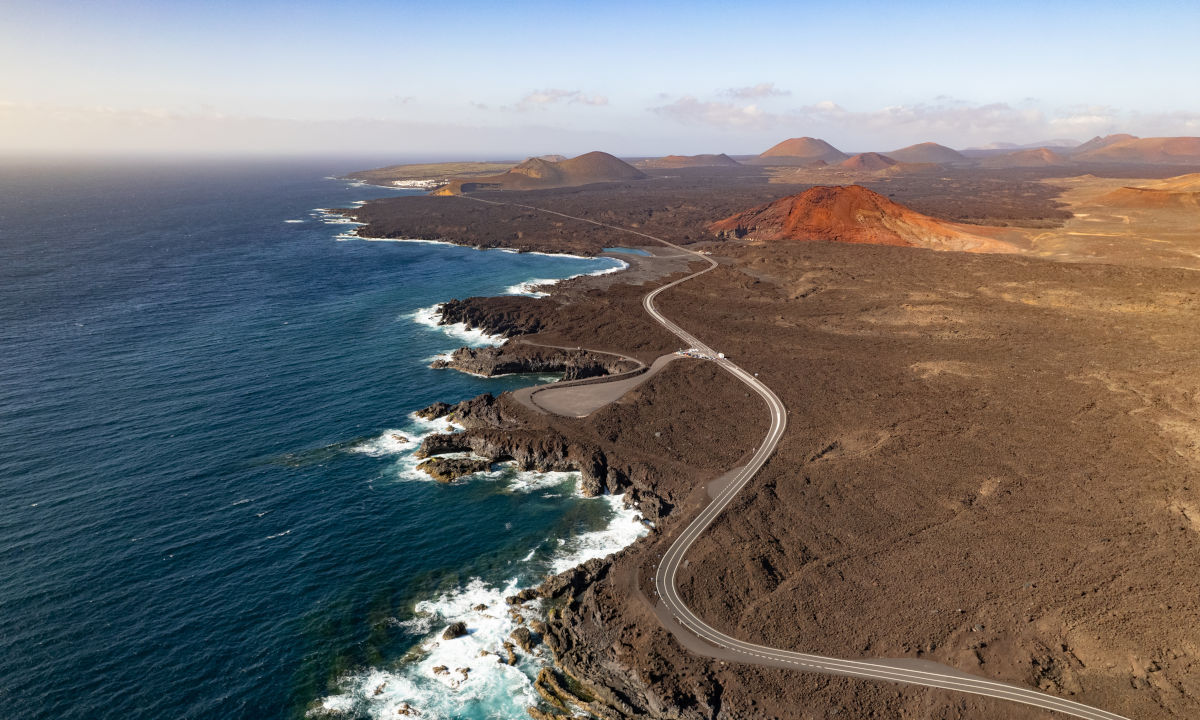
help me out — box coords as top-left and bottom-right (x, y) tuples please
(648, 94), (1176, 147)
(651, 96), (781, 129)
(514, 89), (608, 111)
(723, 82), (789, 100)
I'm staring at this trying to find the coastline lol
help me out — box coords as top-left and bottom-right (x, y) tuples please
(310, 192), (663, 719)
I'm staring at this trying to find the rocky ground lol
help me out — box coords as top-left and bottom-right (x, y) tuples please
(348, 168), (1200, 718)
(431, 342), (640, 380)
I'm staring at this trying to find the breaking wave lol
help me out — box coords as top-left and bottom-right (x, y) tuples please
(409, 304), (507, 348)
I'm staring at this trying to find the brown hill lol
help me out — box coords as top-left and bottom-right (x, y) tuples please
(636, 153), (741, 169)
(1069, 133), (1138, 156)
(887, 142), (968, 164)
(1074, 136), (1200, 164)
(981, 147), (1069, 168)
(708, 185), (1017, 253)
(1093, 173), (1200, 208)
(1145, 173), (1200, 191)
(1095, 187), (1200, 209)
(434, 151), (645, 195)
(839, 152), (898, 171)
(749, 137), (848, 165)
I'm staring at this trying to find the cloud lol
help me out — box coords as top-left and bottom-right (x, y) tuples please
(651, 96), (780, 129)
(723, 83), (789, 100)
(649, 94), (1167, 147)
(514, 89), (608, 111)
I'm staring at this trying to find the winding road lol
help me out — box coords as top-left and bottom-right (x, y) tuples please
(463, 195), (1130, 720)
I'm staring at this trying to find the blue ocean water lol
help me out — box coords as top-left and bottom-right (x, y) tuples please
(0, 160), (639, 719)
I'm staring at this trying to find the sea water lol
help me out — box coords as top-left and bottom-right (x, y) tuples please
(0, 159), (643, 719)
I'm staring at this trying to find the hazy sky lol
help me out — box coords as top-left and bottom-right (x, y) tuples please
(2, 0), (1198, 157)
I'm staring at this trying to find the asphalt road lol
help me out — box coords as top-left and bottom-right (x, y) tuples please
(462, 195), (1132, 720)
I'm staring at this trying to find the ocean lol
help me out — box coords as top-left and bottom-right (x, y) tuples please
(0, 159), (642, 719)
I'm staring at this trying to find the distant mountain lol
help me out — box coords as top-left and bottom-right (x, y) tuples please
(708, 185), (1016, 253)
(978, 139), (1079, 150)
(747, 137), (848, 165)
(980, 148), (1069, 168)
(961, 139), (1081, 158)
(434, 152), (646, 195)
(839, 152), (898, 171)
(1073, 136), (1200, 164)
(1068, 134), (1139, 156)
(887, 142), (968, 164)
(636, 153), (741, 169)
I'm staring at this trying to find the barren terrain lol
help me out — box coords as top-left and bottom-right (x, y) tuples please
(340, 160), (1200, 718)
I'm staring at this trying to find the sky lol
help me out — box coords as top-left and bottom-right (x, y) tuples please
(2, 0), (1199, 158)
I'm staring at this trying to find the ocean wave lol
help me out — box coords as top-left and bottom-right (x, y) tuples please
(359, 236), (458, 247)
(348, 429), (418, 458)
(311, 208), (364, 226)
(589, 258), (629, 276)
(313, 579), (542, 720)
(503, 258), (626, 299)
(312, 491), (647, 719)
(350, 414), (463, 456)
(284, 219), (305, 224)
(550, 493), (647, 573)
(409, 304), (506, 348)
(503, 278), (557, 298)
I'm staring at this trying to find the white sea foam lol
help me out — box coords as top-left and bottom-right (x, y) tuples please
(589, 258), (629, 276)
(502, 258), (625, 299)
(351, 414), (463, 457)
(550, 493), (648, 573)
(360, 236), (458, 247)
(313, 579), (543, 719)
(311, 208), (364, 226)
(503, 277), (558, 297)
(312, 490), (647, 720)
(498, 467), (578, 493)
(409, 304), (507, 347)
(350, 429), (418, 458)
(284, 219), (305, 224)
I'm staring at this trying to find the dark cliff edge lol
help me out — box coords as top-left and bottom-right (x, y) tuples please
(432, 343), (640, 381)
(410, 300), (699, 718)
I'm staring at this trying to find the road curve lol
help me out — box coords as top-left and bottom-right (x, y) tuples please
(461, 195), (1130, 720)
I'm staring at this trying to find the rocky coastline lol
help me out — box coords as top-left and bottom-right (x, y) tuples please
(411, 389), (688, 719)
(407, 287), (701, 718)
(431, 343), (640, 380)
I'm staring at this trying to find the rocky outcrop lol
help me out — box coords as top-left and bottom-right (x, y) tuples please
(416, 393), (514, 429)
(437, 296), (548, 338)
(432, 344), (639, 380)
(510, 626), (538, 653)
(415, 401), (452, 420)
(415, 427), (611, 496)
(442, 622), (468, 640)
(416, 456), (492, 483)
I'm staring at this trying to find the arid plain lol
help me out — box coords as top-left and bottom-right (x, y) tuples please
(339, 136), (1200, 719)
